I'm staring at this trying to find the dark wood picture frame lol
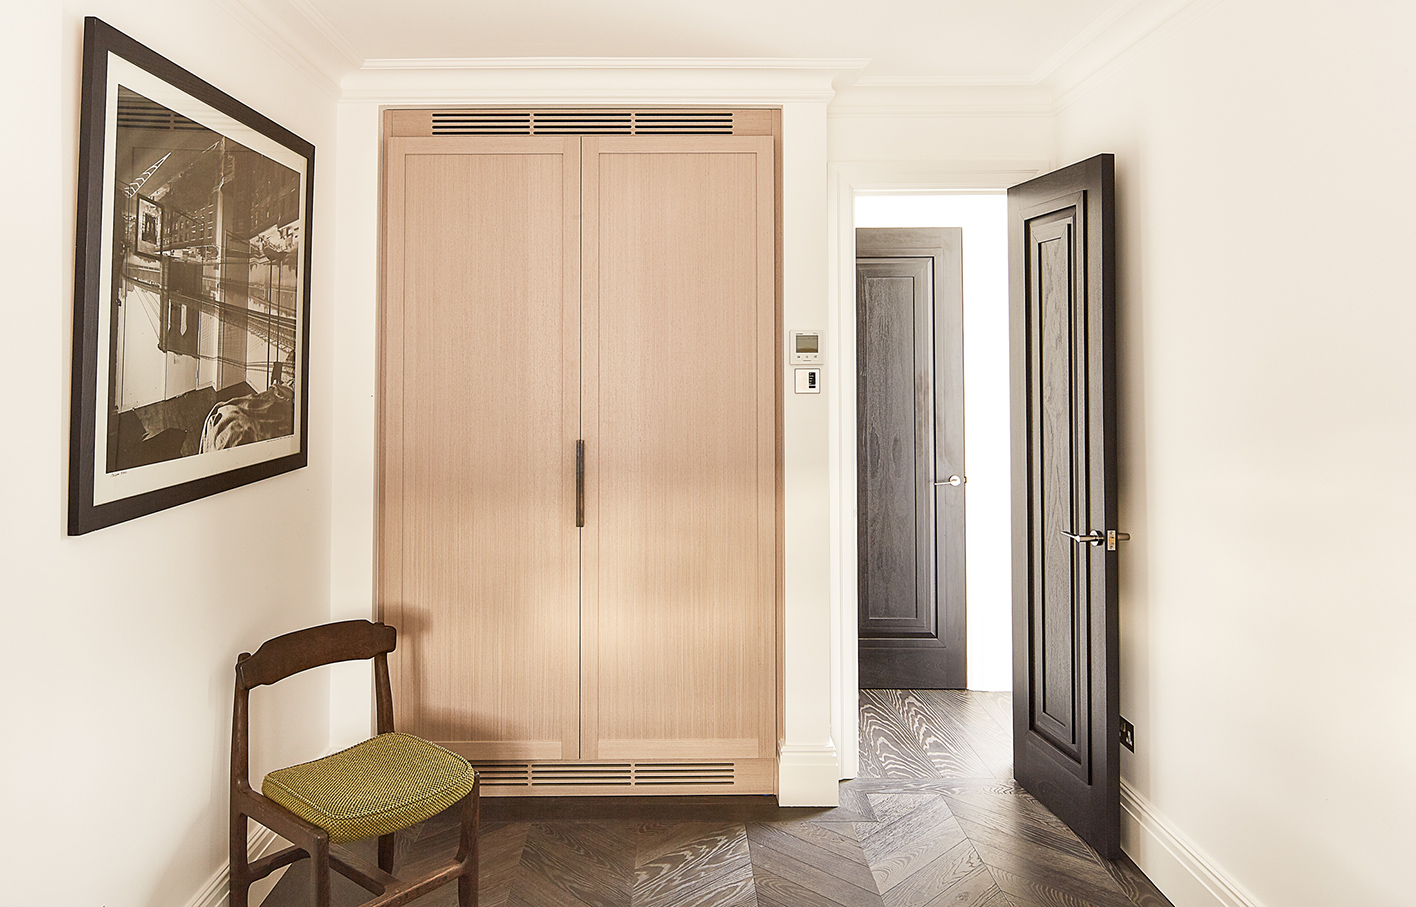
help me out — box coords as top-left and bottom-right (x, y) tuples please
(69, 17), (315, 535)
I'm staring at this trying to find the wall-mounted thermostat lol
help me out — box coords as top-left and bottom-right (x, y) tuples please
(790, 330), (822, 365)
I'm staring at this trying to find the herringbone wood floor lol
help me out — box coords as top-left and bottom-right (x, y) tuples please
(263, 691), (1172, 907)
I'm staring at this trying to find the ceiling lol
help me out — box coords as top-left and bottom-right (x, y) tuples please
(288, 0), (1142, 85)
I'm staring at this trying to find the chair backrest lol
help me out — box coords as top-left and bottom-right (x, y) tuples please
(236, 619), (396, 690)
(232, 620), (398, 791)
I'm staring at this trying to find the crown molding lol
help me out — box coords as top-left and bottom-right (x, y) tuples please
(209, 0), (1212, 115)
(834, 0), (1210, 117)
(360, 56), (870, 73)
(1051, 0), (1228, 111)
(214, 0), (356, 96)
(340, 59), (867, 105)
(283, 0), (365, 68)
(1026, 0), (1154, 84)
(341, 86), (843, 105)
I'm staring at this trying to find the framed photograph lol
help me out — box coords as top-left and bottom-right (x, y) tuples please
(69, 18), (314, 534)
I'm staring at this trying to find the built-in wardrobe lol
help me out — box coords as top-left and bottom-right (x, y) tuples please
(379, 109), (780, 795)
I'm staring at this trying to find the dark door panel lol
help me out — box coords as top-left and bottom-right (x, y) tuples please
(857, 228), (966, 690)
(1009, 156), (1120, 857)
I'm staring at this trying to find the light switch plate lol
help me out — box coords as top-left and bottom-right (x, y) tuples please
(794, 368), (821, 394)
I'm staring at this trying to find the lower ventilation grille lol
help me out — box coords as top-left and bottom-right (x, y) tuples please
(635, 763), (735, 785)
(533, 763), (632, 786)
(473, 761), (735, 788)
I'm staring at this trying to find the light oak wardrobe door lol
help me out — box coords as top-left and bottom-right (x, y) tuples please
(581, 136), (776, 772)
(382, 136), (581, 761)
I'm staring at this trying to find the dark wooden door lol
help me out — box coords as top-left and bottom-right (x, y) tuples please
(1008, 155), (1121, 858)
(856, 228), (965, 690)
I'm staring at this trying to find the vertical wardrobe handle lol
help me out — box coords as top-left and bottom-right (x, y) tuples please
(575, 440), (585, 528)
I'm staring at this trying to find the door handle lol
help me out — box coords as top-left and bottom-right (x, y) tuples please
(1062, 528), (1131, 550)
(575, 440), (585, 528)
(1061, 529), (1105, 546)
(933, 475), (966, 487)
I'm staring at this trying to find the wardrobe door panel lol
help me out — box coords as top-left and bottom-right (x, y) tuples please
(581, 137), (777, 763)
(382, 137), (581, 761)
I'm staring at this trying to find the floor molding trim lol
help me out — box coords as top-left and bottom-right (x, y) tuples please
(1121, 781), (1265, 907)
(777, 742), (840, 806)
(185, 825), (286, 907)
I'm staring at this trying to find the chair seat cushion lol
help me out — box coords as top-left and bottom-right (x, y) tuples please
(262, 732), (476, 843)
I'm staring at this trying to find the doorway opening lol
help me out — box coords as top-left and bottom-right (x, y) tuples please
(836, 162), (1132, 876)
(854, 192), (1011, 694)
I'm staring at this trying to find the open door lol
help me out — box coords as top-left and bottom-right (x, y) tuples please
(1008, 155), (1122, 858)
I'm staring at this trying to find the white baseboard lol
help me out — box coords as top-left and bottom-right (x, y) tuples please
(1121, 781), (1264, 907)
(777, 742), (841, 806)
(185, 826), (289, 907)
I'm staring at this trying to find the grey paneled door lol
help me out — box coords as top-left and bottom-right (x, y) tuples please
(856, 228), (966, 690)
(1008, 154), (1121, 858)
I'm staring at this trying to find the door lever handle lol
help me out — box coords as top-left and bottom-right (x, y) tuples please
(1062, 528), (1131, 550)
(933, 475), (966, 487)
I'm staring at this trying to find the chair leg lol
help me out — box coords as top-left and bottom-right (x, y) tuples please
(229, 811), (249, 907)
(310, 833), (331, 907)
(456, 778), (480, 906)
(378, 832), (396, 874)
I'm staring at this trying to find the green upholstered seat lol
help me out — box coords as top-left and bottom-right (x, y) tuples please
(262, 732), (476, 844)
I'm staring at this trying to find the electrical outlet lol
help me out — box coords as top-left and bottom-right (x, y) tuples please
(1120, 717), (1135, 752)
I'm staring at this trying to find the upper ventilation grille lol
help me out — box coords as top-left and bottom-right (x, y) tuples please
(430, 110), (736, 136)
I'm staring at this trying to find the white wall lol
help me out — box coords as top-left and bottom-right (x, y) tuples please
(0, 3), (339, 905)
(326, 98), (383, 751)
(1055, 0), (1416, 904)
(853, 193), (1012, 692)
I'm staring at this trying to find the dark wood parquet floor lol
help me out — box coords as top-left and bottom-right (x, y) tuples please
(263, 690), (1173, 907)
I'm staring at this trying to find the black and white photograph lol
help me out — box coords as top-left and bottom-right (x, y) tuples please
(69, 18), (314, 534)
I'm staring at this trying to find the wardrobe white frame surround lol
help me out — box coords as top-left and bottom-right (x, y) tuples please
(330, 59), (864, 806)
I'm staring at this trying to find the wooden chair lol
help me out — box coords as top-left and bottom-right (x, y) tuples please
(230, 620), (479, 907)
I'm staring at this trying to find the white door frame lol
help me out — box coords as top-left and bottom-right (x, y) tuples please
(825, 159), (1051, 778)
